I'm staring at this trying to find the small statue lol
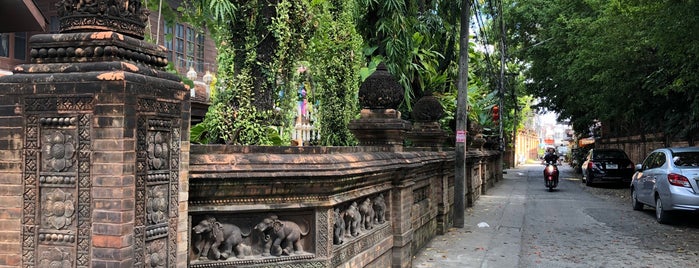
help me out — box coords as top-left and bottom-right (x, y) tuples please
(344, 202), (361, 237)
(332, 208), (345, 245)
(358, 198), (375, 230)
(192, 216), (251, 260)
(373, 194), (387, 224)
(254, 215), (309, 256)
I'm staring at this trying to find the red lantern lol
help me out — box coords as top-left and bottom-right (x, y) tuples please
(492, 105), (500, 122)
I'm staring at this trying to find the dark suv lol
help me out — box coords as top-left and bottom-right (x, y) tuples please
(582, 148), (635, 186)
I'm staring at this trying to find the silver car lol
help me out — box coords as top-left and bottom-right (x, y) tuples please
(630, 147), (699, 223)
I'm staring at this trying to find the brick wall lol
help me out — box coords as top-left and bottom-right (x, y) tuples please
(188, 145), (500, 268)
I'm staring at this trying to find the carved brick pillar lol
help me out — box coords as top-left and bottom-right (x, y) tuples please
(390, 176), (415, 268)
(481, 156), (489, 194)
(464, 153), (478, 207)
(435, 161), (452, 235)
(0, 2), (189, 267)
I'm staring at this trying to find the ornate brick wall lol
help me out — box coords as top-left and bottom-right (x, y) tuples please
(188, 145), (500, 268)
(0, 30), (189, 267)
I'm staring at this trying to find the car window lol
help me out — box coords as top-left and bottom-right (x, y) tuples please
(672, 152), (699, 167)
(651, 152), (666, 169)
(641, 153), (657, 170)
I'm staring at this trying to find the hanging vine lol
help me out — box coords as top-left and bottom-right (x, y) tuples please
(189, 0), (312, 145)
(305, 0), (364, 146)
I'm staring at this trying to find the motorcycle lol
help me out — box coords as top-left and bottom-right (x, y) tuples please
(543, 160), (559, 191)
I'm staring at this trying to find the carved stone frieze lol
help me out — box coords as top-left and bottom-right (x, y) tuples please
(38, 247), (73, 268)
(134, 98), (182, 267)
(55, 0), (149, 39)
(147, 132), (169, 171)
(315, 209), (330, 258)
(42, 130), (77, 173)
(189, 212), (315, 267)
(330, 223), (392, 267)
(138, 99), (181, 116)
(22, 96), (92, 268)
(145, 238), (168, 268)
(147, 185), (168, 225)
(331, 192), (390, 247)
(41, 188), (76, 230)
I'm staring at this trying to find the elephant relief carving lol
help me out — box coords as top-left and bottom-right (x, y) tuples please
(192, 216), (252, 261)
(254, 215), (309, 257)
(373, 193), (387, 224)
(333, 208), (345, 245)
(343, 202), (361, 237)
(358, 198), (375, 230)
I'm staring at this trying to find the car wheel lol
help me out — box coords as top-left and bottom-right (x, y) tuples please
(655, 196), (671, 224)
(631, 188), (643, 211)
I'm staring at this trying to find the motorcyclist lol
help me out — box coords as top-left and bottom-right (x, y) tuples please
(543, 147), (560, 188)
(543, 147), (559, 164)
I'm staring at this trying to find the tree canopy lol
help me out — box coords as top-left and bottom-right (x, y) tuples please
(503, 0), (699, 140)
(164, 0), (534, 147)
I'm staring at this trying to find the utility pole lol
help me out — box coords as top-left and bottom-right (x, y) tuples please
(498, 0), (507, 154)
(454, 0), (471, 228)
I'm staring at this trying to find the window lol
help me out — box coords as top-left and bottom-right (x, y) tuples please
(164, 24), (173, 63)
(672, 152), (699, 167)
(14, 33), (27, 60)
(160, 22), (207, 74)
(186, 26), (195, 68)
(0, 33), (8, 58)
(174, 23), (185, 68)
(197, 34), (205, 72)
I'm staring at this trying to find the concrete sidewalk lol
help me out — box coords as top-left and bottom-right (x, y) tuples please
(412, 166), (530, 268)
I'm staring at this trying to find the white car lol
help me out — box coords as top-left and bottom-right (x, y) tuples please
(631, 147), (699, 223)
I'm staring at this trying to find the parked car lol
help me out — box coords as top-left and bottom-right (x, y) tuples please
(630, 147), (699, 223)
(582, 148), (635, 186)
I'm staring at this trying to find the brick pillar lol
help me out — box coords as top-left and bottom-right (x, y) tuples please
(391, 178), (415, 268)
(465, 152), (478, 207)
(0, 31), (189, 267)
(0, 96), (23, 266)
(435, 162), (451, 235)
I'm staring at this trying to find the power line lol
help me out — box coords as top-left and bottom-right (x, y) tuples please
(471, 0), (499, 89)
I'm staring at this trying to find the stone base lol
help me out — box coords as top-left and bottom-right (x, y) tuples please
(349, 109), (411, 146)
(406, 122), (448, 147)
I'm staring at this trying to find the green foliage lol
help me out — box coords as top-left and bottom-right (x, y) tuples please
(181, 0), (517, 147)
(503, 0), (699, 140)
(305, 0), (364, 146)
(189, 0), (312, 145)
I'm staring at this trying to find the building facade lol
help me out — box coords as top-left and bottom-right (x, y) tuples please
(0, 0), (215, 122)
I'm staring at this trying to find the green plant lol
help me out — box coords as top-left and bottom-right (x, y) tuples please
(305, 0), (363, 146)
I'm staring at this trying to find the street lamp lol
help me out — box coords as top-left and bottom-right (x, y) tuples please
(187, 66), (197, 97)
(202, 70), (213, 101)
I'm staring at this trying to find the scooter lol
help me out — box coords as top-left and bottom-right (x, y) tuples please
(543, 160), (559, 192)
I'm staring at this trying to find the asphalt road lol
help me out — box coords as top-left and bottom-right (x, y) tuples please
(413, 164), (699, 268)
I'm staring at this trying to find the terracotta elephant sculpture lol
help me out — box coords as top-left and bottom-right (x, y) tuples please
(254, 215), (309, 256)
(358, 198), (375, 230)
(373, 194), (387, 224)
(344, 202), (361, 237)
(333, 208), (345, 245)
(192, 216), (251, 260)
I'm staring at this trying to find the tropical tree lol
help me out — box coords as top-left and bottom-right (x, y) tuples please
(502, 0), (699, 141)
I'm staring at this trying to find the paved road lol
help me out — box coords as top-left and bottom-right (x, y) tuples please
(413, 164), (699, 268)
